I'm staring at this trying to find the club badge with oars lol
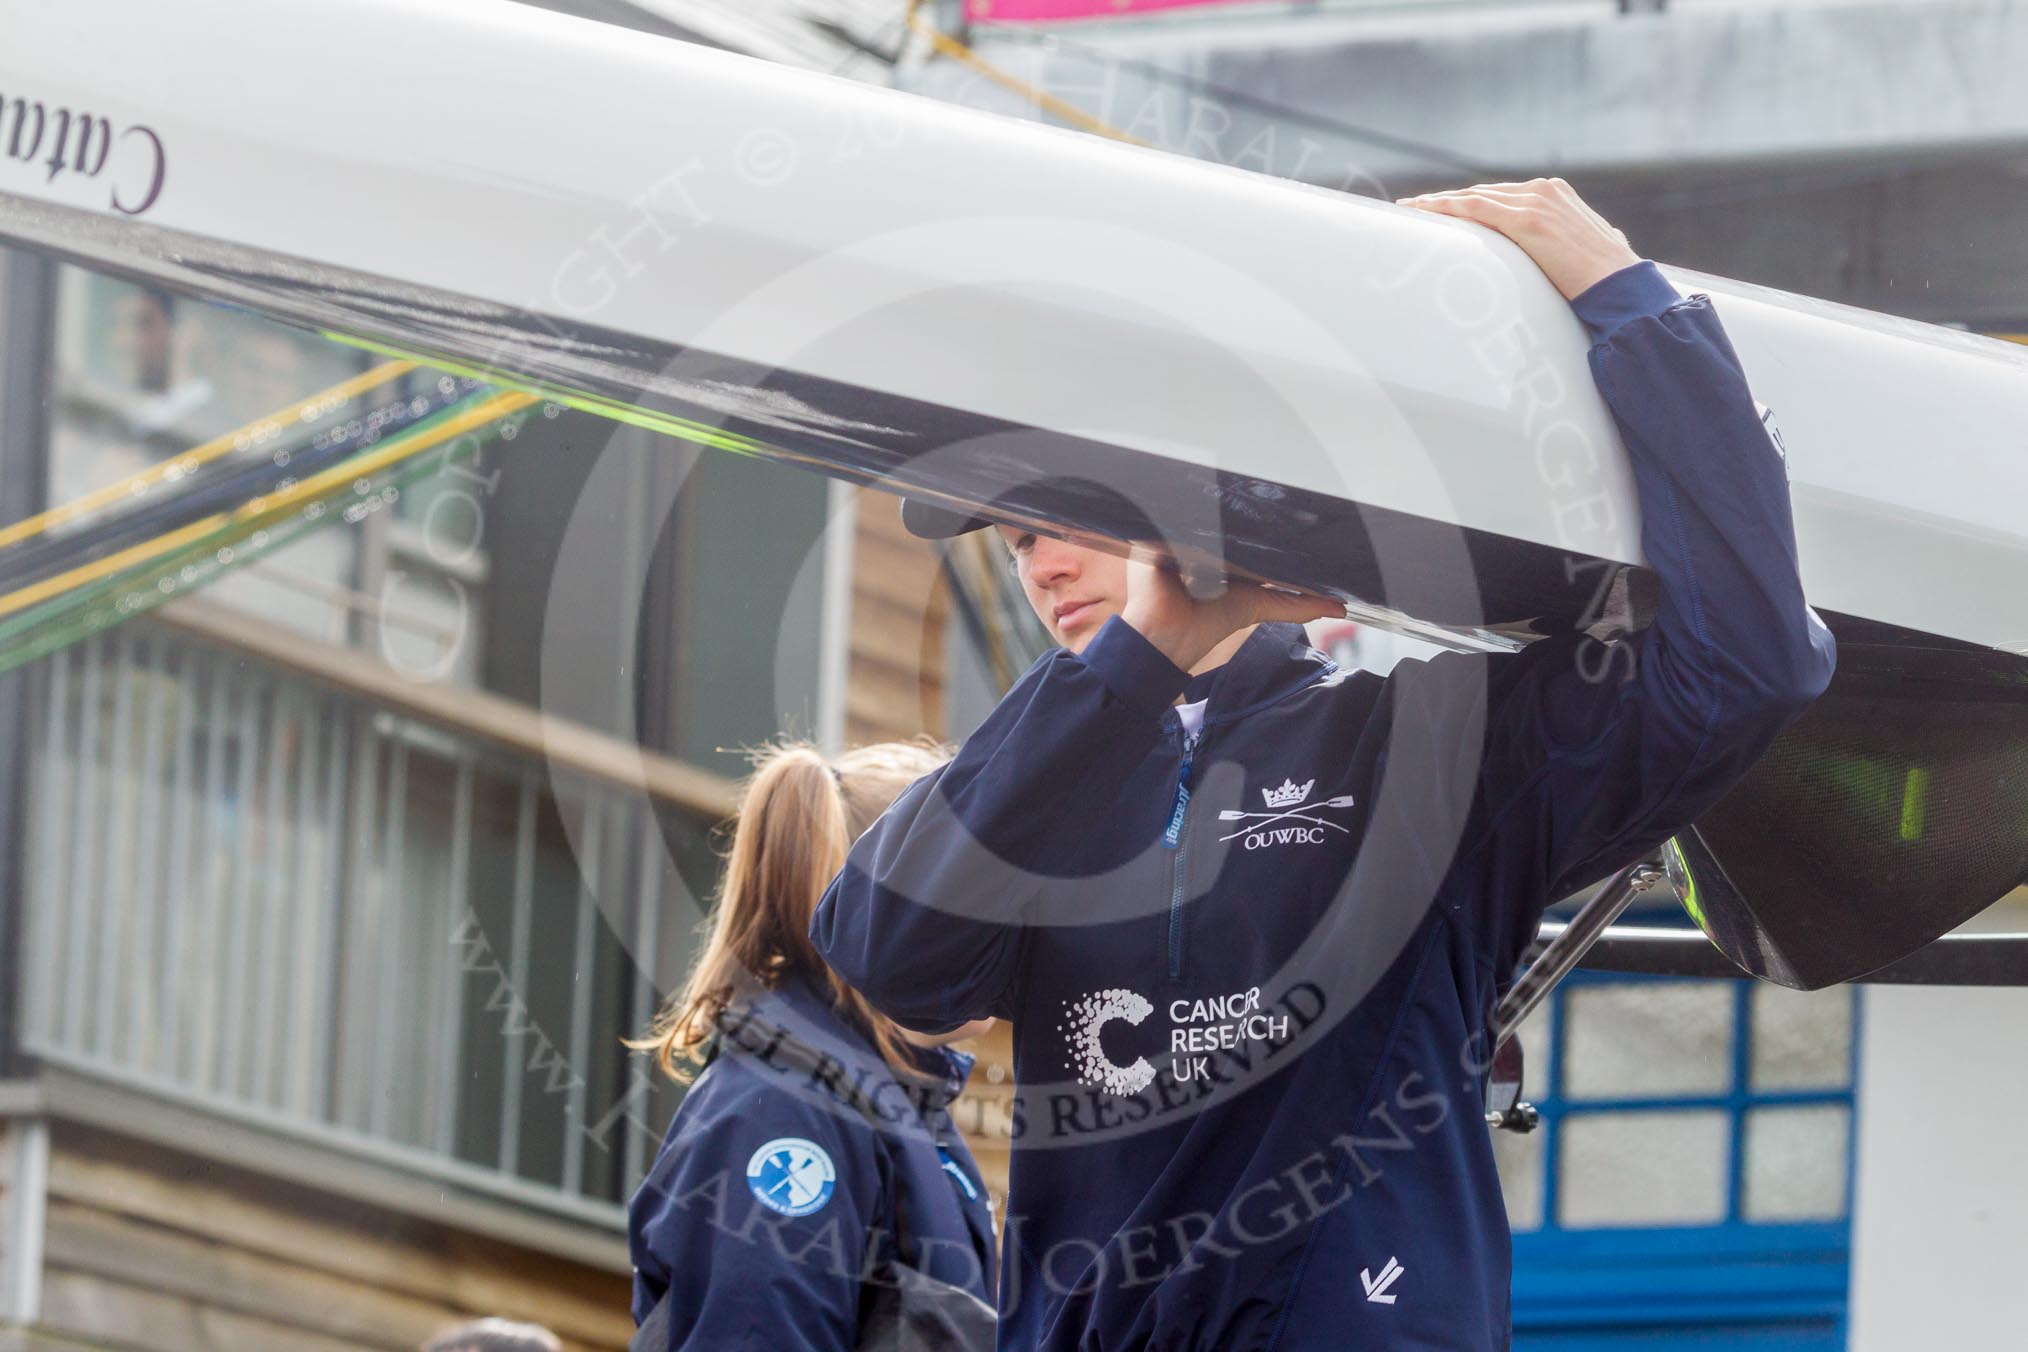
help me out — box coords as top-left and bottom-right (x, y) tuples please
(1215, 779), (1357, 843)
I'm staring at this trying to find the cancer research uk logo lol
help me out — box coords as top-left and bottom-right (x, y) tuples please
(1064, 985), (1295, 1090)
(745, 1137), (837, 1217)
(1063, 989), (1158, 1095)
(1218, 778), (1355, 850)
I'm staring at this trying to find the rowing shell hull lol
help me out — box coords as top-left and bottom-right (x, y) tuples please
(1, 0), (2025, 657)
(5, 0), (2026, 986)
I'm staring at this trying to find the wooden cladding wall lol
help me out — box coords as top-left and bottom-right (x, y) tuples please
(948, 1021), (1017, 1209)
(845, 489), (948, 749)
(839, 490), (1019, 1208)
(10, 1123), (632, 1351)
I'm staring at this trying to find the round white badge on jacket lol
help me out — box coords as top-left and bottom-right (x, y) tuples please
(746, 1137), (837, 1217)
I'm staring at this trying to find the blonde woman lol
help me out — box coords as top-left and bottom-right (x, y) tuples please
(628, 742), (996, 1352)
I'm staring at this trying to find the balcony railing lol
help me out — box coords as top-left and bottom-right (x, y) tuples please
(19, 603), (732, 1226)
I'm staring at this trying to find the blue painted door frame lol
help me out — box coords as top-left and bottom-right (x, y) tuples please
(1510, 968), (1859, 1351)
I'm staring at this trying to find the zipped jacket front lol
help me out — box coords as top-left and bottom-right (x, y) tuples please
(813, 262), (1837, 1351)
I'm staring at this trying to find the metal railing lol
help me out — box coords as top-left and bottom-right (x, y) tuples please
(18, 615), (723, 1223)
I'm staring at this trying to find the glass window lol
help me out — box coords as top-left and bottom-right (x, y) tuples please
(40, 259), (832, 741)
(1750, 983), (1854, 1092)
(1492, 1126), (1546, 1231)
(22, 257), (829, 1220)
(644, 444), (828, 777)
(1513, 985), (1556, 1094)
(1509, 972), (1856, 1242)
(1490, 998), (1554, 1228)
(1563, 981), (1733, 1099)
(46, 267), (396, 649)
(1558, 1109), (1731, 1228)
(1743, 1104), (1851, 1222)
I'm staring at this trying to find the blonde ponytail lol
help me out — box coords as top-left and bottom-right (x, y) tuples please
(630, 739), (948, 1082)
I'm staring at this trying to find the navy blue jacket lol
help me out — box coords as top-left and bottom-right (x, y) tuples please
(812, 262), (1835, 1351)
(628, 972), (997, 1350)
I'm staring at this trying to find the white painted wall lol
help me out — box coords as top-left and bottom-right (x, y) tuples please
(1848, 963), (2028, 1351)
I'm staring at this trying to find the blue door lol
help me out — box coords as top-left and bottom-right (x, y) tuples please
(1500, 967), (1859, 1350)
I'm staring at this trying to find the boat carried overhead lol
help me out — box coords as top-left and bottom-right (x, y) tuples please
(3, 0), (2025, 987)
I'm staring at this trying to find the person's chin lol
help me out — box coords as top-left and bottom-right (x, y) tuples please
(1056, 606), (1113, 651)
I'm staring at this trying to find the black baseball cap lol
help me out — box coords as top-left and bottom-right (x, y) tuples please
(898, 479), (1180, 552)
(899, 496), (995, 540)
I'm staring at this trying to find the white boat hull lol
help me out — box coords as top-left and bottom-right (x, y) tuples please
(1, 0), (2025, 658)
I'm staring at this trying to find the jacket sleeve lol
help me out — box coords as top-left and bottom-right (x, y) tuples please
(1433, 260), (1838, 972)
(811, 616), (1191, 1031)
(627, 1072), (885, 1352)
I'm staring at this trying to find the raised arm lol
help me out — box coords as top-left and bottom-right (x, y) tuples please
(1398, 180), (1837, 969)
(810, 617), (1192, 1031)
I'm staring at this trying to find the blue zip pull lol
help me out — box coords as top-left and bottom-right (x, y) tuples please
(938, 1147), (980, 1201)
(1163, 732), (1199, 849)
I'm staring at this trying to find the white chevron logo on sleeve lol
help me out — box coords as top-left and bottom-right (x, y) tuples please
(1360, 1256), (1405, 1304)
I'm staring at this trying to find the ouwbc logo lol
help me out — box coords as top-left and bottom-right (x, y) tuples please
(1263, 777), (1314, 808)
(1218, 777), (1355, 849)
(1061, 988), (1156, 1094)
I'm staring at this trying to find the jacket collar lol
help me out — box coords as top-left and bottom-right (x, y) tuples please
(1166, 622), (1336, 731)
(723, 970), (974, 1113)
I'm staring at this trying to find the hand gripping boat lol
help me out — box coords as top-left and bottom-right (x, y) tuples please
(3, 0), (2024, 989)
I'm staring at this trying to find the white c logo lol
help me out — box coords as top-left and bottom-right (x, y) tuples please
(1063, 988), (1156, 1096)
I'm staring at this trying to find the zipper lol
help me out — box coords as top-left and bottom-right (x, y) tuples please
(938, 1145), (980, 1202)
(1163, 729), (1199, 980)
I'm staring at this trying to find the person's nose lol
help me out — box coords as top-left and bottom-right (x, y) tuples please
(1027, 536), (1081, 590)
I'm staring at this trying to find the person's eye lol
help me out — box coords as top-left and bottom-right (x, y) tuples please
(1013, 533), (1036, 554)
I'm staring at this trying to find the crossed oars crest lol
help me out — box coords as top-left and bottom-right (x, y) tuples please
(1215, 779), (1356, 842)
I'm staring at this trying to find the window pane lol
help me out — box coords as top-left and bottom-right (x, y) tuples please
(1743, 1105), (1850, 1222)
(48, 266), (373, 646)
(1558, 1110), (1730, 1227)
(1515, 992), (1555, 1096)
(1492, 1125), (1546, 1231)
(655, 449), (828, 775)
(1490, 996), (1552, 1231)
(1563, 982), (1732, 1099)
(1750, 983), (1854, 1092)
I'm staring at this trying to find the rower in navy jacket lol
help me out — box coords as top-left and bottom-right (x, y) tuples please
(628, 742), (997, 1351)
(811, 180), (1835, 1351)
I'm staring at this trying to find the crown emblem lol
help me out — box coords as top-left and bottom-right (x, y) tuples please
(1262, 778), (1314, 809)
